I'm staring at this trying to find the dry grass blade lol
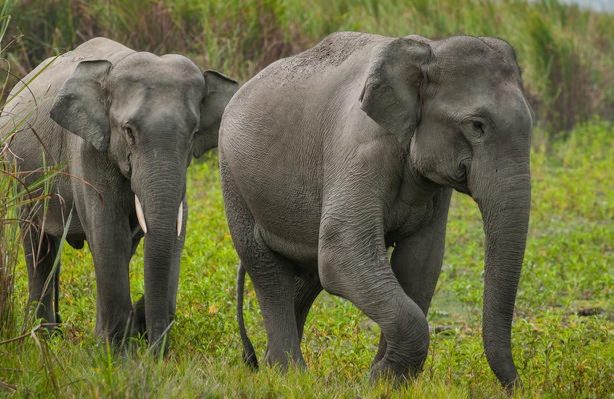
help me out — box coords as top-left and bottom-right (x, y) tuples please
(0, 322), (42, 345)
(0, 380), (17, 392)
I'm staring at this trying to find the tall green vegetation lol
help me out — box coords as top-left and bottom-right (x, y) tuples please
(0, 0), (62, 339)
(3, 0), (614, 135)
(0, 0), (20, 338)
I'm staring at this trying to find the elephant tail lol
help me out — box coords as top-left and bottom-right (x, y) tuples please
(237, 263), (258, 369)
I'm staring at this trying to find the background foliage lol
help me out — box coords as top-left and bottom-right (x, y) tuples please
(4, 0), (614, 135)
(1, 0), (613, 398)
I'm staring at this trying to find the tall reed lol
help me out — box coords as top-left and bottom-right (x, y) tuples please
(0, 1), (64, 339)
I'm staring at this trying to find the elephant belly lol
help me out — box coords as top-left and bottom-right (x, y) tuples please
(241, 169), (321, 265)
(222, 115), (324, 266)
(36, 196), (85, 239)
(255, 224), (319, 267)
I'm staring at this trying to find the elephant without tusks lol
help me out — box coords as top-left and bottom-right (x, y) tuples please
(220, 32), (533, 390)
(1, 37), (238, 351)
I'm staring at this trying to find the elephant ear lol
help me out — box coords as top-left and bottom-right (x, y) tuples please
(50, 60), (112, 152)
(193, 70), (239, 158)
(359, 37), (431, 143)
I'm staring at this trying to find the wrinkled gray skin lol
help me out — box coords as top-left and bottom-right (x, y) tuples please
(221, 32), (533, 390)
(1, 37), (237, 350)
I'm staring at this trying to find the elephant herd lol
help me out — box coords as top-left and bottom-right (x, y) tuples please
(1, 32), (534, 391)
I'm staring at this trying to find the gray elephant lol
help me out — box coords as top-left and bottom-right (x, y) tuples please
(1, 37), (237, 350)
(220, 32), (533, 390)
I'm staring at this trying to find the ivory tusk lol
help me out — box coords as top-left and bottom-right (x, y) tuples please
(135, 194), (148, 234)
(177, 201), (183, 237)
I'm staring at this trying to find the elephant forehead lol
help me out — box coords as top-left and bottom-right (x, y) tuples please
(112, 52), (205, 87)
(430, 37), (520, 82)
(108, 65), (205, 112)
(107, 82), (200, 134)
(424, 60), (523, 112)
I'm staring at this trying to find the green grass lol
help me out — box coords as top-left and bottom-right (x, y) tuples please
(1, 121), (612, 398)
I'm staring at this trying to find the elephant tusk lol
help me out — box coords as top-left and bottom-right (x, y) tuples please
(135, 194), (148, 234)
(177, 201), (183, 237)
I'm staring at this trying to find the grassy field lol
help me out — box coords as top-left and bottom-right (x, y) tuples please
(1, 0), (613, 398)
(1, 121), (612, 398)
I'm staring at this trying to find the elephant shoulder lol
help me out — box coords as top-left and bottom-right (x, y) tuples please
(18, 38), (133, 87)
(74, 37), (133, 58)
(256, 31), (384, 84)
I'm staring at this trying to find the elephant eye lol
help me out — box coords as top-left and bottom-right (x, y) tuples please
(124, 125), (136, 145)
(472, 120), (485, 135)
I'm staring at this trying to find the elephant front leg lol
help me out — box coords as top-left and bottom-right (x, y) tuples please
(86, 217), (135, 346)
(374, 189), (452, 365)
(319, 217), (430, 383)
(128, 224), (147, 337)
(91, 245), (134, 345)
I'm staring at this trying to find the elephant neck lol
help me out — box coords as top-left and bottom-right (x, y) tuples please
(384, 160), (444, 244)
(407, 160), (442, 195)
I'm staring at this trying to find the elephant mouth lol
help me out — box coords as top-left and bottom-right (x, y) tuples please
(450, 158), (471, 194)
(134, 194), (185, 237)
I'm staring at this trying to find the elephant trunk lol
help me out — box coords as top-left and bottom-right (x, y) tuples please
(471, 160), (531, 391)
(132, 162), (186, 352)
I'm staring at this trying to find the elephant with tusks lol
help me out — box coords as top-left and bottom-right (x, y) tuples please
(1, 37), (238, 351)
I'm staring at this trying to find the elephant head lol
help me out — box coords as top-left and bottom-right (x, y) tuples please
(49, 53), (238, 349)
(361, 35), (533, 389)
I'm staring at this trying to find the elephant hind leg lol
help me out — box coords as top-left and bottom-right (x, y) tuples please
(235, 263), (319, 370)
(251, 253), (303, 369)
(220, 159), (304, 369)
(131, 296), (147, 338)
(22, 223), (62, 330)
(238, 237), (304, 369)
(294, 271), (322, 343)
(319, 248), (429, 383)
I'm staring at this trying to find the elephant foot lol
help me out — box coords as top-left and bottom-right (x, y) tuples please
(39, 321), (63, 339)
(370, 359), (409, 385)
(264, 347), (306, 372)
(27, 306), (63, 338)
(369, 357), (422, 386)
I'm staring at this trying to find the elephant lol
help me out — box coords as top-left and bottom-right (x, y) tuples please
(1, 37), (238, 350)
(220, 32), (533, 391)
